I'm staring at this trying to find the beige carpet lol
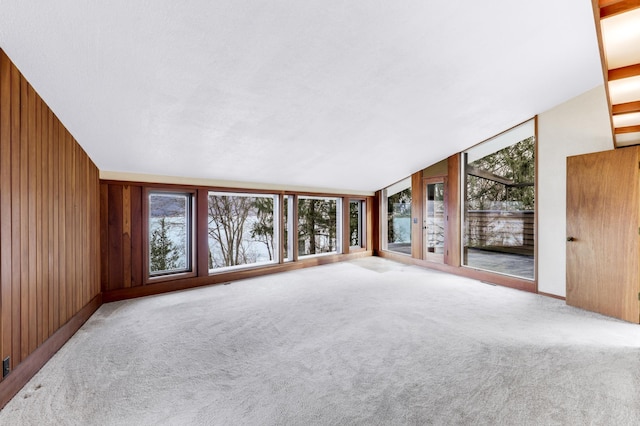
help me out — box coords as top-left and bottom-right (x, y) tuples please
(2, 257), (640, 425)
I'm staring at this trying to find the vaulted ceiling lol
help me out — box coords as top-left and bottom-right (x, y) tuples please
(0, 1), (604, 193)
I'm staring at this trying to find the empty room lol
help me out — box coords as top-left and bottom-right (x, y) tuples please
(1, 0), (640, 424)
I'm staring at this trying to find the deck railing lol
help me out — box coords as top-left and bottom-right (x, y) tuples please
(466, 210), (534, 255)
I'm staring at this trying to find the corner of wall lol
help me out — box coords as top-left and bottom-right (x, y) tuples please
(536, 85), (613, 297)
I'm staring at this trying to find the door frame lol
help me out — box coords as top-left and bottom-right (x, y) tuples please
(423, 176), (447, 263)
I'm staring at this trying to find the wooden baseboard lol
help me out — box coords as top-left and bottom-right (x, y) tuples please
(0, 294), (102, 409)
(538, 291), (566, 301)
(377, 250), (537, 293)
(103, 251), (373, 302)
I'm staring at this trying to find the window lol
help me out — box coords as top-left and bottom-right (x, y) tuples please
(298, 196), (341, 257)
(462, 119), (535, 279)
(208, 192), (279, 271)
(148, 191), (194, 277)
(349, 200), (365, 248)
(382, 178), (412, 255)
(283, 195), (294, 261)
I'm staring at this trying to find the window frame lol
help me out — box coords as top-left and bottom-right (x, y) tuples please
(381, 177), (412, 256)
(348, 198), (367, 251)
(143, 188), (197, 284)
(297, 195), (342, 258)
(460, 118), (536, 281)
(282, 194), (296, 262)
(423, 177), (446, 264)
(207, 190), (280, 274)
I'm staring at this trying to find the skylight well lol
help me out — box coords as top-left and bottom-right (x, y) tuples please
(596, 1), (640, 147)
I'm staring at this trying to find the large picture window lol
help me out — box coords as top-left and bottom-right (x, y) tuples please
(208, 192), (278, 271)
(382, 178), (412, 255)
(144, 188), (365, 278)
(462, 119), (535, 279)
(298, 197), (341, 257)
(148, 191), (193, 277)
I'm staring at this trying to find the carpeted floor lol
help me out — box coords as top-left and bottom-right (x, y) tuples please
(2, 257), (640, 425)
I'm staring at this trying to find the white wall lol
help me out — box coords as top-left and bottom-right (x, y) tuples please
(537, 85), (613, 297)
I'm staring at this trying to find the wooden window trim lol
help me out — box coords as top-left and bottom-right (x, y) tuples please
(379, 179), (413, 255)
(459, 117), (537, 288)
(296, 195), (342, 258)
(143, 188), (197, 285)
(292, 195), (299, 262)
(346, 198), (367, 253)
(206, 191), (280, 274)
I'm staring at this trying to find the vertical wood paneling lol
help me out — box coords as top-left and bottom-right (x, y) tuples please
(96, 170), (101, 294)
(35, 96), (43, 347)
(130, 186), (143, 287)
(83, 155), (88, 303)
(92, 166), (100, 295)
(446, 154), (461, 267)
(371, 192), (379, 253)
(107, 185), (124, 291)
(51, 117), (58, 333)
(76, 144), (82, 307)
(47, 109), (54, 337)
(411, 171), (423, 260)
(27, 84), (37, 354)
(19, 71), (29, 361)
(0, 50), (101, 384)
(57, 121), (67, 328)
(122, 186), (132, 288)
(196, 189), (210, 277)
(88, 158), (93, 301)
(10, 60), (22, 366)
(341, 197), (350, 254)
(65, 131), (74, 321)
(41, 102), (50, 343)
(78, 145), (84, 307)
(368, 194), (376, 253)
(100, 183), (109, 291)
(0, 50), (12, 368)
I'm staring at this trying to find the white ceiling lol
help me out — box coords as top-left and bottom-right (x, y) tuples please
(0, 0), (604, 193)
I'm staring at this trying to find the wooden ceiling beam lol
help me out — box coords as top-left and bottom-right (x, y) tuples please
(608, 63), (640, 81)
(613, 101), (640, 114)
(600, 0), (640, 18)
(591, 0), (616, 147)
(615, 125), (640, 134)
(599, 0), (630, 6)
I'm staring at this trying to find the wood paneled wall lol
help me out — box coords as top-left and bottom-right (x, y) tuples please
(0, 50), (101, 397)
(101, 181), (375, 301)
(410, 171), (424, 260)
(101, 183), (144, 292)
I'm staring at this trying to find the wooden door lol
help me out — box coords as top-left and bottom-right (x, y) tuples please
(566, 147), (640, 323)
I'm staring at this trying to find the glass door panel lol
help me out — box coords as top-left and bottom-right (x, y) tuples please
(424, 180), (445, 263)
